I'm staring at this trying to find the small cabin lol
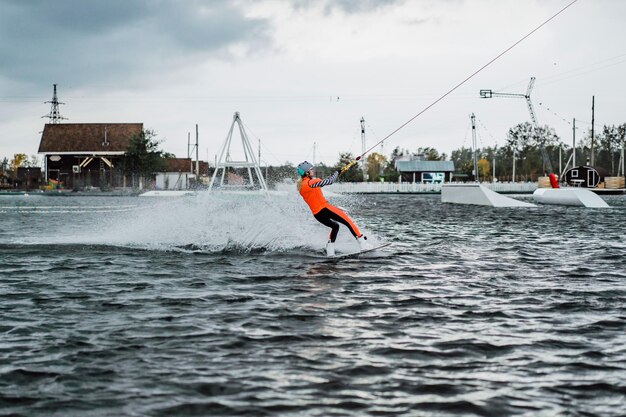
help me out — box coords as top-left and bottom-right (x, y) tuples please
(395, 160), (455, 183)
(563, 165), (608, 188)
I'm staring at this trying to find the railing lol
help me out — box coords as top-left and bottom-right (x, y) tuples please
(329, 181), (538, 194)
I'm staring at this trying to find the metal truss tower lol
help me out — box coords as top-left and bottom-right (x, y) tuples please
(480, 77), (553, 174)
(208, 112), (268, 193)
(43, 84), (67, 124)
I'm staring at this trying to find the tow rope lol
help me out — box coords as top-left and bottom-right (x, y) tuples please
(339, 0), (578, 175)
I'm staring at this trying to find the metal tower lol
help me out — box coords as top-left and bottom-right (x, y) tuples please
(480, 77), (553, 174)
(43, 84), (67, 123)
(208, 112), (268, 193)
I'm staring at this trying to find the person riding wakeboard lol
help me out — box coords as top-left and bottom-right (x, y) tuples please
(296, 161), (371, 257)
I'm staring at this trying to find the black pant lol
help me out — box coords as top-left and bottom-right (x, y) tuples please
(313, 206), (360, 242)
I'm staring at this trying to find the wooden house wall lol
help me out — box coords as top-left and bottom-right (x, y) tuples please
(46, 155), (126, 189)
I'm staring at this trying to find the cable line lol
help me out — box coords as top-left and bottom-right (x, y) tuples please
(340, 0), (578, 175)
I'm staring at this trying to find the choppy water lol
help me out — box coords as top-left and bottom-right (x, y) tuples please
(1, 192), (625, 417)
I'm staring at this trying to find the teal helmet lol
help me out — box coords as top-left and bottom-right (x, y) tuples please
(297, 161), (313, 176)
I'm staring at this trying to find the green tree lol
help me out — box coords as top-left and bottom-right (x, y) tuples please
(119, 129), (168, 187)
(598, 124), (624, 175)
(414, 147), (445, 161)
(505, 122), (561, 178)
(450, 147), (474, 178)
(334, 152), (363, 182)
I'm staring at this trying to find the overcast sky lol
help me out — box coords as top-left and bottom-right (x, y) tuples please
(1, 0), (625, 166)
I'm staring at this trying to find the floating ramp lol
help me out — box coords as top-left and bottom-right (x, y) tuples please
(441, 184), (536, 207)
(139, 190), (195, 197)
(533, 188), (609, 208)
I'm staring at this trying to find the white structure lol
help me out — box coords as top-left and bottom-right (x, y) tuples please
(155, 172), (193, 190)
(533, 188), (610, 208)
(139, 190), (194, 197)
(208, 112), (268, 193)
(442, 184), (536, 207)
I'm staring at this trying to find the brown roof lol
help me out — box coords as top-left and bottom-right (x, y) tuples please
(38, 123), (143, 153)
(166, 158), (193, 172)
(165, 158), (209, 173)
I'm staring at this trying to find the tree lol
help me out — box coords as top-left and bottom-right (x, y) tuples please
(478, 158), (490, 181)
(598, 124), (623, 175)
(378, 146), (407, 182)
(450, 147), (474, 178)
(1, 157), (9, 173)
(333, 152), (363, 182)
(366, 152), (387, 181)
(505, 122), (562, 178)
(10, 154), (27, 172)
(119, 129), (168, 187)
(414, 147), (445, 161)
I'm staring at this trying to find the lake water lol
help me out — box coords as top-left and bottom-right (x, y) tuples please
(1, 192), (625, 416)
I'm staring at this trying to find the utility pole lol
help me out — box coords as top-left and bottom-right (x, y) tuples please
(471, 113), (479, 182)
(188, 132), (192, 173)
(512, 147), (516, 182)
(360, 117), (368, 180)
(590, 96), (595, 166)
(573, 118), (576, 167)
(43, 84), (67, 124)
(312, 141), (316, 166)
(195, 124), (199, 177)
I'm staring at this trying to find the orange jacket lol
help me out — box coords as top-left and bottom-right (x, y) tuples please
(299, 177), (328, 214)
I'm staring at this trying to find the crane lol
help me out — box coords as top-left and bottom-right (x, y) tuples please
(480, 77), (553, 174)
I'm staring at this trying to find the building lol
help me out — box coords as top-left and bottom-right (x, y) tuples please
(155, 158), (209, 190)
(16, 167), (42, 189)
(395, 160), (455, 183)
(38, 123), (143, 189)
(563, 165), (608, 188)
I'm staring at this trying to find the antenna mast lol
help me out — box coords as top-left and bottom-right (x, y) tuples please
(43, 84), (67, 124)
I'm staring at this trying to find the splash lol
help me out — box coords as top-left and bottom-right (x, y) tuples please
(28, 192), (376, 254)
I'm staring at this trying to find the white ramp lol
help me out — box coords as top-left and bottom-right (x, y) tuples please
(442, 184), (536, 207)
(533, 188), (609, 208)
(139, 190), (195, 197)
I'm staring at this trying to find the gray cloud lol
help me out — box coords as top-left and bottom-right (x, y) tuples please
(0, 0), (270, 92)
(291, 0), (405, 14)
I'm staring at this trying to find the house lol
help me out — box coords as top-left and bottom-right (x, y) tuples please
(395, 160), (455, 183)
(38, 123), (143, 189)
(155, 158), (209, 190)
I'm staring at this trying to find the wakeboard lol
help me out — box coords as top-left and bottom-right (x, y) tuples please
(329, 242), (392, 260)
